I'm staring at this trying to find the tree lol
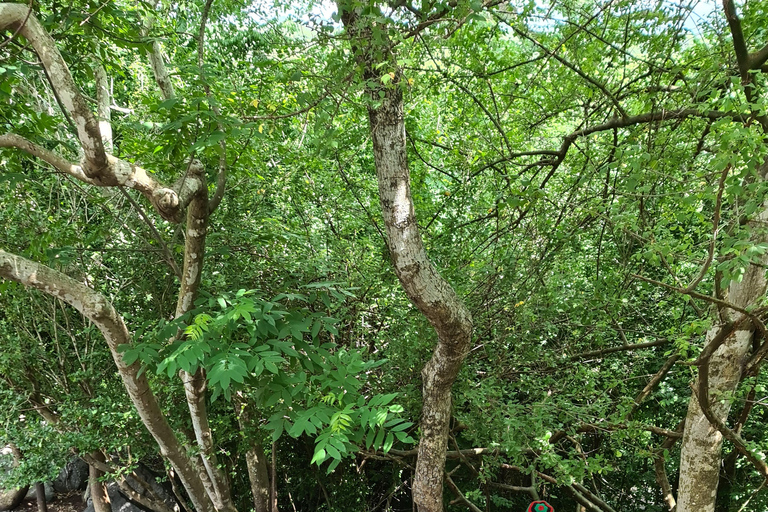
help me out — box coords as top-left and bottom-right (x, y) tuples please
(6, 1), (768, 511)
(676, 2), (768, 511)
(336, 3), (473, 510)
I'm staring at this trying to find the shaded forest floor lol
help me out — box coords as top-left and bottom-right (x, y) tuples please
(14, 493), (83, 512)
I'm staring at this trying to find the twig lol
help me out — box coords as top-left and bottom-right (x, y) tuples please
(682, 164), (729, 293)
(445, 473), (483, 512)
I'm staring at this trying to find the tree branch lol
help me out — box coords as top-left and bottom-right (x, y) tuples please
(569, 338), (671, 360)
(723, 0), (751, 82)
(0, 249), (214, 512)
(0, 3), (107, 174)
(0, 133), (204, 223)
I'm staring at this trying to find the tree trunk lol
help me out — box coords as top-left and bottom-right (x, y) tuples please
(338, 6), (473, 510)
(234, 397), (270, 512)
(0, 250), (216, 512)
(88, 452), (110, 512)
(243, 443), (270, 512)
(270, 443), (278, 512)
(34, 483), (46, 512)
(676, 207), (768, 512)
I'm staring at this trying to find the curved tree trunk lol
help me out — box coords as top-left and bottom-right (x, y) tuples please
(338, 6), (473, 510)
(0, 4), (237, 511)
(0, 250), (216, 512)
(676, 2), (768, 510)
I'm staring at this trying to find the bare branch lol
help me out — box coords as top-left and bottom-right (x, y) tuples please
(0, 133), (204, 222)
(569, 338), (671, 360)
(0, 249), (214, 512)
(0, 3), (107, 174)
(445, 473), (483, 512)
(682, 164), (729, 293)
(627, 352), (681, 420)
(0, 133), (96, 184)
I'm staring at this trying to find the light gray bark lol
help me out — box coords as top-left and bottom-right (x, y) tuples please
(139, 1), (176, 101)
(0, 3), (108, 175)
(0, 3), (202, 222)
(0, 4), (236, 512)
(338, 6), (473, 510)
(0, 250), (216, 512)
(677, 242), (768, 512)
(172, 170), (236, 512)
(676, 2), (768, 510)
(94, 63), (112, 153)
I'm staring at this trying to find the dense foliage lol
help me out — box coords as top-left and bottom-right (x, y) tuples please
(3, 0), (768, 511)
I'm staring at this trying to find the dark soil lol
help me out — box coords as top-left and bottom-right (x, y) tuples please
(12, 493), (83, 512)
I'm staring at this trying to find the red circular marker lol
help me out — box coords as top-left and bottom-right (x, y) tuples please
(527, 500), (554, 512)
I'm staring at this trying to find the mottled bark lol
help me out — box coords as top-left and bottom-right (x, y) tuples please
(0, 4), (202, 222)
(0, 250), (215, 512)
(148, 42), (176, 101)
(0, 3), (107, 174)
(676, 207), (768, 512)
(171, 170), (235, 512)
(141, 2), (176, 101)
(94, 63), (112, 153)
(338, 6), (473, 511)
(676, 3), (768, 510)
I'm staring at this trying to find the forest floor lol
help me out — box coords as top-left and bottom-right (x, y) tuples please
(14, 493), (83, 512)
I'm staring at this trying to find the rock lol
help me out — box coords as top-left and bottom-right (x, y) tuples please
(25, 481), (54, 502)
(0, 486), (28, 512)
(54, 457), (89, 493)
(83, 464), (179, 512)
(0, 446), (28, 511)
(124, 465), (177, 511)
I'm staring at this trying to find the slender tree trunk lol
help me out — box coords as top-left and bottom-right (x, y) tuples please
(34, 483), (47, 512)
(338, 6), (473, 510)
(88, 451), (110, 512)
(676, 4), (768, 509)
(270, 443), (278, 512)
(0, 251), (216, 512)
(243, 443), (270, 512)
(141, 1), (176, 101)
(173, 182), (236, 512)
(234, 397), (270, 512)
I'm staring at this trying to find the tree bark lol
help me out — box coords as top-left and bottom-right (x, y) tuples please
(88, 452), (110, 512)
(0, 4), (203, 223)
(234, 396), (269, 512)
(172, 179), (236, 512)
(0, 250), (216, 512)
(338, 6), (473, 510)
(676, 3), (768, 510)
(676, 207), (768, 512)
(141, 1), (176, 102)
(34, 483), (47, 512)
(94, 63), (112, 153)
